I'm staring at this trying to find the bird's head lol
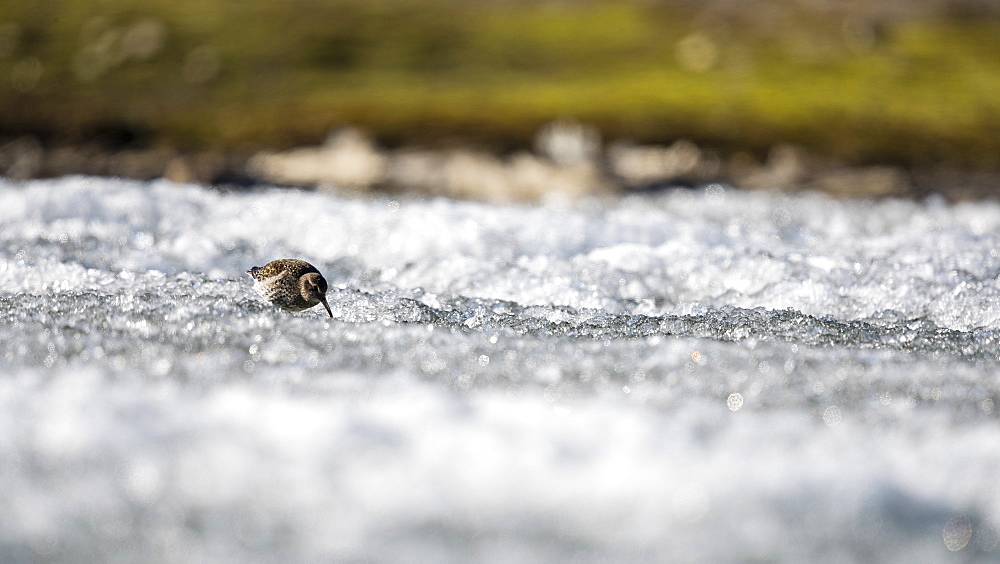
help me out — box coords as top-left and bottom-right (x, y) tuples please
(300, 272), (333, 318)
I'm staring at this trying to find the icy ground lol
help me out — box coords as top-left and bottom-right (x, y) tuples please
(1, 176), (1000, 562)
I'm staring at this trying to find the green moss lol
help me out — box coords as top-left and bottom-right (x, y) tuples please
(0, 0), (998, 168)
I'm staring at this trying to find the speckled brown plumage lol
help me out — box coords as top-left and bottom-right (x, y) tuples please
(246, 259), (333, 317)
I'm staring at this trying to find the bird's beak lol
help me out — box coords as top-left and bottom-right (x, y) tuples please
(320, 295), (333, 318)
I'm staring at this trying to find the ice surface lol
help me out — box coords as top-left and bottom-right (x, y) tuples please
(1, 176), (1000, 562)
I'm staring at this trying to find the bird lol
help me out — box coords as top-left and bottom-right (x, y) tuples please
(246, 259), (333, 317)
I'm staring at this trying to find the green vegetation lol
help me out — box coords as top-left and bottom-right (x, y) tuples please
(1, 0), (998, 168)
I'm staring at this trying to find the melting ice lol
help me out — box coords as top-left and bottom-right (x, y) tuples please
(1, 176), (1000, 561)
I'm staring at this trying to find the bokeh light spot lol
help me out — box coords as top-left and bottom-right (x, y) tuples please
(822, 405), (841, 426)
(676, 32), (718, 72)
(942, 515), (973, 551)
(184, 45), (221, 84)
(727, 393), (743, 411)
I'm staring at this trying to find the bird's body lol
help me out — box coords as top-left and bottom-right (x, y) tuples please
(246, 259), (333, 317)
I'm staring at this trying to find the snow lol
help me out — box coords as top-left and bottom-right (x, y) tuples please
(1, 176), (999, 561)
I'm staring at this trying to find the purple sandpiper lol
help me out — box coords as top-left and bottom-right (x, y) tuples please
(246, 259), (333, 317)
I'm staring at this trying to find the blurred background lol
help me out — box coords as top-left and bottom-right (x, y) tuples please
(0, 0), (998, 199)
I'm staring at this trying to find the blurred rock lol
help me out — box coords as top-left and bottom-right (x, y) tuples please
(249, 127), (387, 188)
(0, 139), (245, 186)
(608, 139), (720, 187)
(535, 119), (602, 166)
(45, 145), (107, 177)
(729, 144), (911, 197)
(113, 148), (178, 179)
(910, 168), (1000, 201)
(0, 124), (975, 202)
(248, 123), (611, 201)
(163, 156), (195, 184)
(386, 149), (508, 200)
(44, 146), (174, 180)
(0, 136), (43, 179)
(163, 153), (233, 185)
(507, 153), (610, 201)
(386, 149), (610, 203)
(806, 166), (911, 198)
(729, 144), (814, 190)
